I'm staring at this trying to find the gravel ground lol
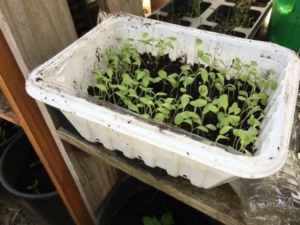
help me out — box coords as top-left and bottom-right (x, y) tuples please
(0, 193), (36, 225)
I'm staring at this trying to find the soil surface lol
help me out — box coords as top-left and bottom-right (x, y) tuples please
(0, 193), (36, 225)
(89, 52), (264, 154)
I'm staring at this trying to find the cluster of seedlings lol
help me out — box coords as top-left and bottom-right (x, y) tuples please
(89, 33), (277, 156)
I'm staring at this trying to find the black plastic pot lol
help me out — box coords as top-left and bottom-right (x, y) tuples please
(96, 176), (223, 225)
(0, 132), (74, 225)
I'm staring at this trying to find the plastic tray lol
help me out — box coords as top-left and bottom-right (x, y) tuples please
(148, 0), (272, 38)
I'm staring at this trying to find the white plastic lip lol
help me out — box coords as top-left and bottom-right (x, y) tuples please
(26, 13), (300, 180)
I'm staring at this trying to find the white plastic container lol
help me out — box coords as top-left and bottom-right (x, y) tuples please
(26, 14), (300, 188)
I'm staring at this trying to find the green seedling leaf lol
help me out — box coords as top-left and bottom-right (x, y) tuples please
(139, 97), (154, 106)
(243, 149), (253, 157)
(124, 99), (139, 113)
(198, 85), (208, 97)
(228, 102), (241, 115)
(142, 216), (160, 225)
(250, 61), (257, 67)
(238, 90), (248, 97)
(180, 88), (187, 93)
(219, 126), (232, 135)
(203, 103), (218, 115)
(179, 94), (192, 109)
(154, 113), (165, 122)
(260, 93), (268, 106)
(180, 65), (192, 72)
(215, 67), (226, 74)
(271, 80), (278, 90)
(167, 36), (177, 41)
(228, 115), (240, 126)
(187, 111), (200, 119)
(208, 72), (216, 80)
(219, 94), (229, 111)
(195, 38), (202, 46)
(206, 124), (216, 131)
(167, 77), (179, 88)
(161, 212), (174, 225)
(197, 50), (210, 65)
(157, 107), (170, 115)
(216, 134), (229, 142)
(142, 114), (150, 119)
(158, 70), (167, 79)
(95, 84), (107, 93)
(136, 70), (146, 80)
(215, 83), (222, 92)
(174, 113), (184, 125)
(238, 96), (247, 101)
(208, 104), (219, 113)
(190, 99), (207, 108)
(183, 77), (195, 88)
(247, 116), (261, 127)
(248, 127), (258, 137)
(152, 77), (162, 83)
(106, 68), (114, 77)
(116, 37), (123, 42)
(198, 68), (208, 84)
(197, 126), (209, 133)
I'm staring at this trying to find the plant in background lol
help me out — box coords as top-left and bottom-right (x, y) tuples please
(90, 34), (278, 156)
(27, 179), (40, 194)
(192, 0), (202, 17)
(26, 160), (42, 194)
(142, 212), (174, 225)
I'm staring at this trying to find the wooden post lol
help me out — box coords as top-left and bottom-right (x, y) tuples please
(151, 0), (170, 10)
(97, 0), (143, 15)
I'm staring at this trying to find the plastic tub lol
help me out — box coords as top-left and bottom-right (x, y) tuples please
(26, 13), (300, 188)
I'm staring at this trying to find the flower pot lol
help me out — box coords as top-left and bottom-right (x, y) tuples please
(148, 0), (272, 38)
(0, 132), (74, 225)
(96, 175), (223, 225)
(26, 13), (300, 188)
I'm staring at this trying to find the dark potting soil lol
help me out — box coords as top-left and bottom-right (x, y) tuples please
(89, 53), (264, 154)
(18, 153), (55, 195)
(110, 188), (223, 225)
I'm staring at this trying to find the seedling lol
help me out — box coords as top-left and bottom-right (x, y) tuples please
(26, 160), (42, 194)
(26, 179), (40, 194)
(142, 212), (174, 225)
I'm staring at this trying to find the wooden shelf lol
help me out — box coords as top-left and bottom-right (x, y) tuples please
(57, 127), (246, 225)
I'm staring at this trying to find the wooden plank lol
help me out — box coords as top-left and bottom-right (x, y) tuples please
(58, 127), (246, 225)
(97, 0), (143, 15)
(0, 30), (94, 225)
(66, 146), (119, 212)
(0, 0), (77, 72)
